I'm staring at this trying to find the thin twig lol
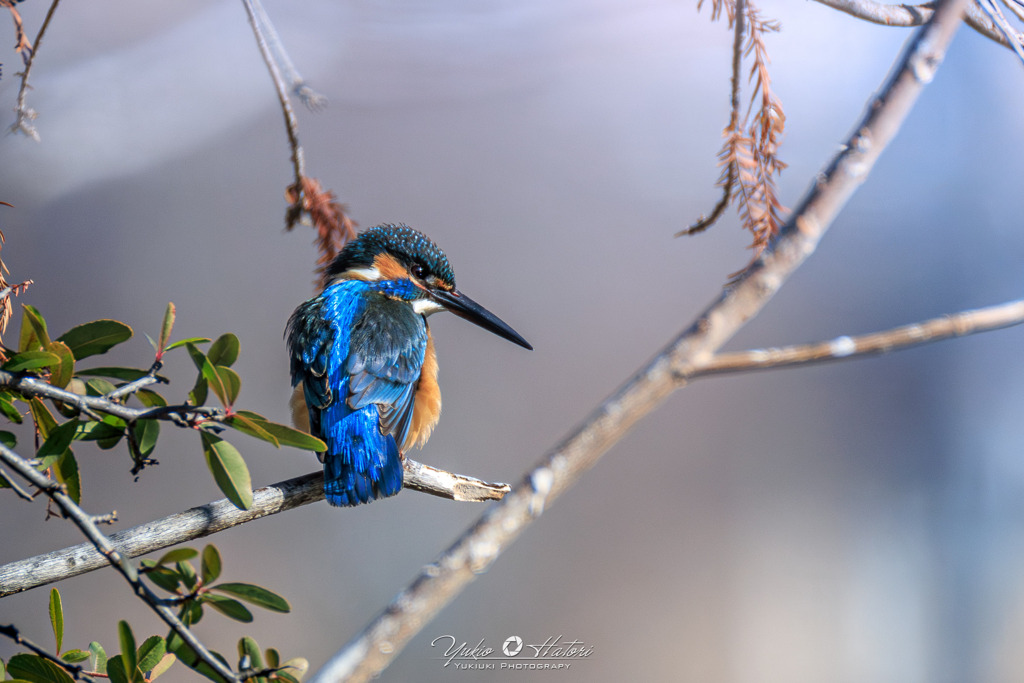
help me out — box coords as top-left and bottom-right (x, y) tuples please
(681, 0), (745, 236)
(690, 298), (1024, 378)
(239, 0), (305, 186)
(11, 0), (62, 140)
(813, 0), (1023, 52)
(247, 0), (327, 110)
(0, 443), (241, 682)
(103, 360), (167, 401)
(0, 465), (34, 500)
(974, 0), (1024, 65)
(0, 623), (99, 682)
(0, 460), (508, 597)
(309, 2), (970, 680)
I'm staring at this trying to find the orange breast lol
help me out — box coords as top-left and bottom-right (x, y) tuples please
(405, 329), (441, 450)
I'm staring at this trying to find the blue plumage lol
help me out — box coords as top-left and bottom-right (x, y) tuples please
(288, 278), (427, 506)
(287, 223), (532, 508)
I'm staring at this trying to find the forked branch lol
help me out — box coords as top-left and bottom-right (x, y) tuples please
(310, 1), (971, 680)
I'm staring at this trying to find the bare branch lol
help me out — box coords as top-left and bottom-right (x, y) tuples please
(974, 0), (1024, 64)
(0, 443), (240, 682)
(309, 2), (970, 680)
(246, 0), (327, 110)
(402, 459), (511, 502)
(0, 460), (508, 597)
(103, 359), (167, 401)
(814, 0), (1024, 54)
(11, 0), (62, 140)
(0, 465), (34, 501)
(240, 0), (306, 187)
(692, 298), (1024, 378)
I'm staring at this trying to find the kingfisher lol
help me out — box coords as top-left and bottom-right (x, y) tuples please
(286, 223), (532, 506)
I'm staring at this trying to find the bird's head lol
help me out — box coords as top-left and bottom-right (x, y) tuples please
(326, 224), (532, 350)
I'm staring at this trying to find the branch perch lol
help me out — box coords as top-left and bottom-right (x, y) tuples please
(309, 2), (970, 681)
(0, 459), (508, 598)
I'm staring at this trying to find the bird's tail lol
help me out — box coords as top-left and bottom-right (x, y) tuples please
(321, 406), (404, 506)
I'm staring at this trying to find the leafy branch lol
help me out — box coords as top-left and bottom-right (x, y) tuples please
(0, 442), (240, 682)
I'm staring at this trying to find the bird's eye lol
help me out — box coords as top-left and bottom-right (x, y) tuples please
(411, 264), (426, 279)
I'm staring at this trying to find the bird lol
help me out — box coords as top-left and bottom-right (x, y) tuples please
(286, 223), (532, 506)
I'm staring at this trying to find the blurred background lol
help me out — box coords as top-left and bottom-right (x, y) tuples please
(1, 1), (1023, 681)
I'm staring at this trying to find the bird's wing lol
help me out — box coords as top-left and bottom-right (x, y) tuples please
(345, 297), (428, 450)
(286, 295), (340, 440)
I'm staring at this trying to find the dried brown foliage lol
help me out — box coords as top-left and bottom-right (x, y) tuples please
(0, 209), (33, 354)
(1, 0), (33, 69)
(285, 177), (358, 287)
(682, 0), (787, 266)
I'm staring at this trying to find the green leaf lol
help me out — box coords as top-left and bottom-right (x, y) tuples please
(135, 389), (167, 408)
(201, 594), (253, 623)
(143, 566), (181, 593)
(57, 320), (133, 360)
(75, 367), (165, 382)
(117, 621), (138, 682)
(89, 641), (107, 674)
(148, 653), (176, 680)
(210, 583), (290, 613)
(48, 588), (64, 654)
(193, 350), (238, 408)
(45, 342), (74, 389)
(264, 648), (279, 669)
(19, 304), (50, 351)
(233, 411), (326, 452)
(166, 638), (230, 683)
(238, 636), (263, 671)
(201, 545), (222, 584)
(177, 560), (198, 591)
(201, 433), (253, 510)
(29, 399), (58, 438)
(59, 650), (90, 664)
(55, 450), (81, 505)
(136, 419), (159, 458)
(2, 350), (60, 372)
(223, 413), (279, 447)
(186, 343), (209, 406)
(6, 653), (75, 683)
(0, 430), (16, 448)
(75, 421), (125, 443)
(207, 334), (239, 367)
(37, 420), (79, 459)
(164, 337), (211, 352)
(157, 303), (176, 357)
(0, 392), (24, 423)
(106, 655), (129, 683)
(155, 548), (198, 565)
(207, 365), (240, 408)
(136, 636), (166, 673)
(183, 600), (204, 626)
(84, 378), (118, 397)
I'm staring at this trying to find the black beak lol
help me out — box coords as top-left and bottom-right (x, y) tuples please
(429, 288), (533, 350)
